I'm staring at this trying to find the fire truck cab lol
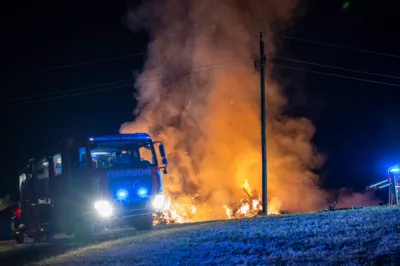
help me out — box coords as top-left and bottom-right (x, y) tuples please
(388, 164), (400, 205)
(15, 133), (168, 243)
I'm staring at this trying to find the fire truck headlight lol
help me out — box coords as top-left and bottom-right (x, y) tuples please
(152, 195), (165, 210)
(94, 200), (113, 217)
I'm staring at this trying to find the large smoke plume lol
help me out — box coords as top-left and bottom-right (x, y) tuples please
(121, 0), (330, 220)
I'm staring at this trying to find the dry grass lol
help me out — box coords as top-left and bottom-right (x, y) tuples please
(13, 206), (400, 265)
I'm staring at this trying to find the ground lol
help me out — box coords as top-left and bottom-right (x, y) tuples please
(1, 206), (399, 265)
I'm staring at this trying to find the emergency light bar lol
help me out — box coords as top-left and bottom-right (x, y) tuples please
(89, 133), (151, 142)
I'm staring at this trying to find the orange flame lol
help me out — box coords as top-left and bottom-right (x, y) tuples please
(244, 179), (252, 195)
(153, 195), (196, 225)
(154, 179), (281, 225)
(223, 179), (281, 219)
(123, 0), (328, 224)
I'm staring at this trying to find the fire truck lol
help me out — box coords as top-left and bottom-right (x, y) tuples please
(366, 163), (400, 205)
(14, 133), (168, 243)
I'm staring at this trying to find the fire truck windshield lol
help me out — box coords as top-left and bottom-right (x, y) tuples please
(87, 141), (157, 169)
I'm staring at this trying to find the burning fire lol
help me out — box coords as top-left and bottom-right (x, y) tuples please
(223, 179), (281, 219)
(153, 179), (280, 225)
(153, 195), (196, 225)
(122, 0), (329, 224)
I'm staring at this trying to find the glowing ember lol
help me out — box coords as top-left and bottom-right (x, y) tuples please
(223, 205), (232, 217)
(153, 180), (282, 225)
(223, 180), (281, 219)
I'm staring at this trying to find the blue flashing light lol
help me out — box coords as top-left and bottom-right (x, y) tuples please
(122, 133), (150, 140)
(390, 168), (400, 173)
(116, 189), (129, 200)
(89, 133), (151, 142)
(137, 188), (148, 198)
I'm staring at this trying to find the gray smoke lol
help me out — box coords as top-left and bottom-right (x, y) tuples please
(120, 0), (372, 220)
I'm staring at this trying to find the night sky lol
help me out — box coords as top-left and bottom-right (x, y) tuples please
(1, 0), (399, 201)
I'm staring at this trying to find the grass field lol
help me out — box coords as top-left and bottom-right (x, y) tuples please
(13, 206), (400, 265)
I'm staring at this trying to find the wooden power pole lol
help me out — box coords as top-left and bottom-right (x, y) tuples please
(259, 32), (268, 215)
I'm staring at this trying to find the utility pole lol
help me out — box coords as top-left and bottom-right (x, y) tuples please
(259, 32), (268, 215)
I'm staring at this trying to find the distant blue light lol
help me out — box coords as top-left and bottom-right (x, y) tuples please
(116, 189), (129, 200)
(137, 188), (148, 198)
(390, 168), (400, 173)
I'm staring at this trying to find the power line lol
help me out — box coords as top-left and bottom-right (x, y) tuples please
(7, 55), (400, 108)
(3, 61), (245, 108)
(6, 61), (400, 108)
(6, 60), (400, 108)
(14, 54), (398, 103)
(139, 59), (239, 80)
(17, 31), (400, 76)
(18, 53), (146, 76)
(273, 64), (400, 87)
(18, 33), (249, 75)
(272, 56), (400, 79)
(14, 54), (398, 104)
(7, 59), (239, 104)
(274, 33), (400, 59)
(5, 79), (133, 102)
(2, 84), (134, 108)
(17, 30), (400, 83)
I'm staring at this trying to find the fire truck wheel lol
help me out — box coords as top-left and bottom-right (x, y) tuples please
(14, 233), (26, 244)
(131, 214), (153, 231)
(74, 220), (95, 242)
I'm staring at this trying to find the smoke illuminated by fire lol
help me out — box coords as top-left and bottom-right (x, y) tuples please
(121, 0), (330, 222)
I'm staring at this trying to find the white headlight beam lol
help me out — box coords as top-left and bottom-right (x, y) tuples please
(94, 200), (113, 218)
(152, 194), (166, 210)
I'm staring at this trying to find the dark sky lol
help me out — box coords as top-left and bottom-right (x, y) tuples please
(1, 0), (399, 200)
(281, 0), (400, 192)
